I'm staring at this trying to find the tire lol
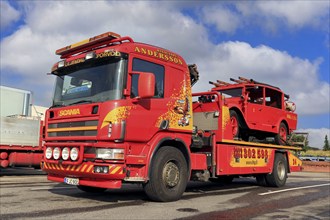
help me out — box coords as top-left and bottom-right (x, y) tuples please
(143, 146), (188, 202)
(265, 153), (288, 187)
(77, 185), (107, 193)
(256, 174), (267, 186)
(230, 110), (240, 138)
(275, 122), (288, 145)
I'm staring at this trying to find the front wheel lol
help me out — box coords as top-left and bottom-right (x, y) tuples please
(275, 122), (288, 145)
(230, 110), (240, 138)
(265, 153), (288, 187)
(143, 146), (188, 202)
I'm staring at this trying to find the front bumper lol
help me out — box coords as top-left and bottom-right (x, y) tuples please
(42, 161), (125, 189)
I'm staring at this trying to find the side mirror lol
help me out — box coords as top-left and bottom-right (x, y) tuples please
(138, 72), (155, 99)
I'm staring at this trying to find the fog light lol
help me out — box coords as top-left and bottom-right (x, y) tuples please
(45, 147), (53, 159)
(70, 147), (79, 161)
(62, 147), (70, 160)
(53, 147), (61, 160)
(95, 166), (102, 173)
(94, 166), (109, 174)
(103, 166), (109, 173)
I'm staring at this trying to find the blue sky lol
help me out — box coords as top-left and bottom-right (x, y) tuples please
(1, 0), (329, 148)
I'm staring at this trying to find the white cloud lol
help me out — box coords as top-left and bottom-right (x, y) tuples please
(202, 5), (240, 34)
(297, 128), (330, 149)
(253, 1), (330, 29)
(201, 1), (330, 34)
(192, 41), (330, 115)
(0, 1), (20, 29)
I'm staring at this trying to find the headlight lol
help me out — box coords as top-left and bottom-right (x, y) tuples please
(62, 147), (70, 160)
(96, 148), (124, 160)
(53, 147), (61, 160)
(70, 147), (79, 161)
(45, 147), (53, 159)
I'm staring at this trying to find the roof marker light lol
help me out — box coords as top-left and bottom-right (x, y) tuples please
(56, 32), (121, 56)
(85, 52), (95, 60)
(58, 60), (65, 68)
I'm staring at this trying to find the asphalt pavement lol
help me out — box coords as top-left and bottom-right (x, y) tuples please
(0, 170), (329, 220)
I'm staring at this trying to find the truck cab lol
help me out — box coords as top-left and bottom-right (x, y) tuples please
(43, 32), (200, 199)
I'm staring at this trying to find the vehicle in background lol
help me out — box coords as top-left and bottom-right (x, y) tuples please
(0, 86), (46, 168)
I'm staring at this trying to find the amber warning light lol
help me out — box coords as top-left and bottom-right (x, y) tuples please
(56, 32), (121, 57)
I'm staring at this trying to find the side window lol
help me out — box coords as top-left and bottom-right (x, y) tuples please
(131, 58), (164, 98)
(265, 88), (282, 109)
(247, 87), (264, 105)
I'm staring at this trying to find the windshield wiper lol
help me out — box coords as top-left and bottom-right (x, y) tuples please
(69, 100), (93, 106)
(49, 104), (66, 108)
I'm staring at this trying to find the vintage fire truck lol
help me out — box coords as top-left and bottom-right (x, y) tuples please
(42, 32), (302, 202)
(209, 78), (297, 145)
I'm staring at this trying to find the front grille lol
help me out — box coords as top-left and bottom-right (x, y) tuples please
(48, 130), (97, 137)
(48, 120), (98, 128)
(47, 120), (98, 137)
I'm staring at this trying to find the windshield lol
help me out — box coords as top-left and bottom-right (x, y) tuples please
(52, 58), (127, 106)
(219, 88), (242, 98)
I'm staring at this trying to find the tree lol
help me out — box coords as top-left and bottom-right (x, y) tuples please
(323, 135), (330, 151)
(289, 133), (309, 151)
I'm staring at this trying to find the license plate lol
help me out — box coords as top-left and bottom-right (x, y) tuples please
(64, 177), (79, 185)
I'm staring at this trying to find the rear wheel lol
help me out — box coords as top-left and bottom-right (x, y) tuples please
(230, 110), (240, 138)
(143, 146), (188, 202)
(275, 122), (288, 145)
(265, 153), (288, 187)
(77, 185), (107, 193)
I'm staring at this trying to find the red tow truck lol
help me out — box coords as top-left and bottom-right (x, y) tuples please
(42, 32), (302, 202)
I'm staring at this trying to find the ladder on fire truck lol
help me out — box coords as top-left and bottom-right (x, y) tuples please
(209, 77), (289, 99)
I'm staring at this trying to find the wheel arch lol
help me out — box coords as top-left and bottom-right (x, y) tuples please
(229, 107), (248, 129)
(147, 138), (191, 180)
(279, 119), (289, 133)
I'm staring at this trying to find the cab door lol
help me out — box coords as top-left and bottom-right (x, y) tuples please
(125, 56), (166, 142)
(245, 86), (265, 130)
(262, 88), (283, 133)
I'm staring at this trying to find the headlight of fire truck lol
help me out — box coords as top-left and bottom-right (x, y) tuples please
(45, 147), (53, 159)
(96, 148), (124, 160)
(70, 147), (79, 161)
(53, 147), (61, 160)
(62, 147), (70, 160)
